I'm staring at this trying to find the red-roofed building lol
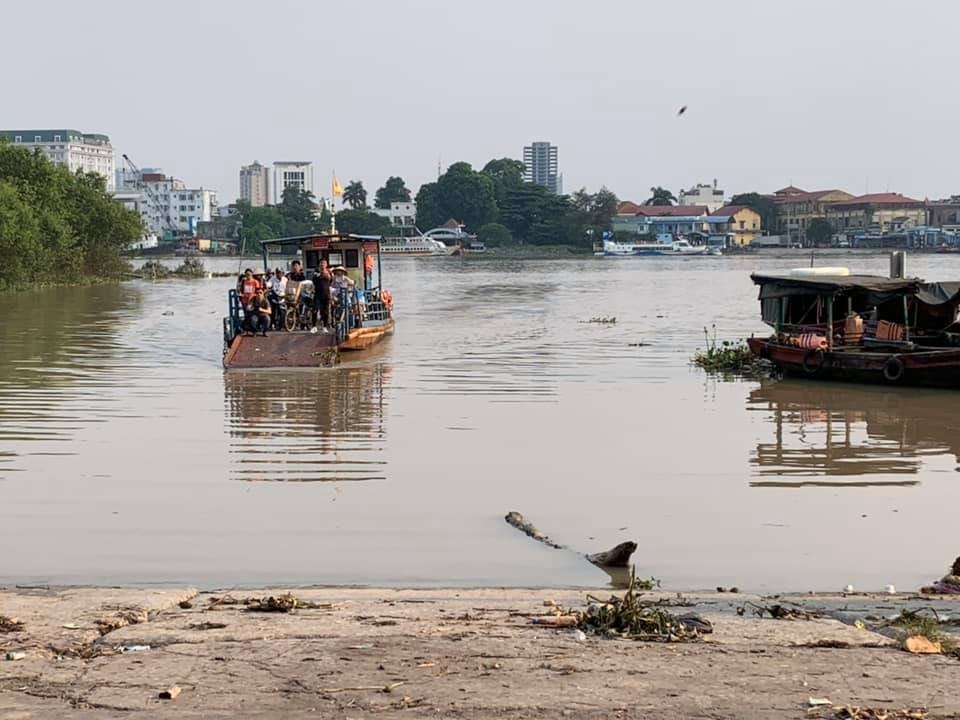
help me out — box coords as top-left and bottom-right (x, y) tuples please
(773, 189), (854, 242)
(826, 193), (927, 234)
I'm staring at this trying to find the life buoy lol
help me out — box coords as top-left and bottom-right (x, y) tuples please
(802, 349), (824, 375)
(882, 356), (905, 383)
(381, 289), (393, 310)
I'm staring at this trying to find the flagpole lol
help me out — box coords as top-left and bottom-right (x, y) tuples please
(331, 170), (337, 234)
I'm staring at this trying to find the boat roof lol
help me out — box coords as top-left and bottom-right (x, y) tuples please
(751, 273), (921, 304)
(260, 233), (382, 248)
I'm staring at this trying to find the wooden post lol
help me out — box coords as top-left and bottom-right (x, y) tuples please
(903, 296), (910, 342)
(826, 294), (834, 350)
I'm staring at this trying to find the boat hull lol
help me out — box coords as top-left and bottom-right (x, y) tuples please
(747, 338), (960, 388)
(340, 319), (395, 351)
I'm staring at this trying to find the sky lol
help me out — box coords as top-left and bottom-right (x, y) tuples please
(4, 0), (959, 204)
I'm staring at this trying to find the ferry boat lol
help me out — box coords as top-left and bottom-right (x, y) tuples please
(380, 234), (456, 256)
(746, 265), (960, 387)
(595, 236), (709, 257)
(222, 233), (395, 369)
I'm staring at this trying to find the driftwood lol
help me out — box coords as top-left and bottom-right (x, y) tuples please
(504, 511), (637, 569)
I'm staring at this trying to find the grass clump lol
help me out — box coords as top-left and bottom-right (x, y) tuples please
(693, 325), (768, 377)
(578, 569), (710, 642)
(887, 608), (957, 652)
(174, 257), (206, 277)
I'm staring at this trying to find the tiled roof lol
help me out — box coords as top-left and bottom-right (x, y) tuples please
(829, 192), (923, 207)
(773, 185), (806, 195)
(710, 205), (754, 217)
(773, 189), (850, 203)
(620, 204), (709, 217)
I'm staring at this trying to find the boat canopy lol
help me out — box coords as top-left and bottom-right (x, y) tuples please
(751, 273), (920, 306)
(917, 282), (960, 306)
(259, 233), (383, 255)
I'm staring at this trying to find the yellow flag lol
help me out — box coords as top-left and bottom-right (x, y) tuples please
(332, 174), (343, 198)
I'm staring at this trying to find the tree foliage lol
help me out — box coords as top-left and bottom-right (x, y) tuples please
(343, 180), (367, 210)
(729, 192), (780, 234)
(335, 208), (393, 236)
(477, 222), (513, 247)
(414, 163), (498, 232)
(481, 158), (525, 203)
(374, 176), (411, 209)
(646, 186), (676, 205)
(806, 217), (834, 246)
(0, 142), (142, 287)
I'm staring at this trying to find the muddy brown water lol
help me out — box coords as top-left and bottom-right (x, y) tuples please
(2, 253), (959, 592)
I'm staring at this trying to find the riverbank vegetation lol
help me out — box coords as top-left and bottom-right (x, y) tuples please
(0, 142), (142, 289)
(416, 159), (618, 250)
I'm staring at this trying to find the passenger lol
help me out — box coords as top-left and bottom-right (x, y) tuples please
(330, 265), (354, 303)
(312, 265), (330, 330)
(267, 268), (287, 329)
(287, 260), (306, 282)
(244, 287), (271, 337)
(239, 268), (261, 304)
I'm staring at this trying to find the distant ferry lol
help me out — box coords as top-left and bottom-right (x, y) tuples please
(380, 235), (456, 256)
(595, 236), (710, 257)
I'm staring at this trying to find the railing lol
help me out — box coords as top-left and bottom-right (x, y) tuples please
(225, 289), (243, 345)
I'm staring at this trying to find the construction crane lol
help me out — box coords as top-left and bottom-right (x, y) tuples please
(120, 154), (183, 242)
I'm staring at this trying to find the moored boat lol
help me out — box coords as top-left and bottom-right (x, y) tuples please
(746, 268), (960, 388)
(222, 233), (395, 369)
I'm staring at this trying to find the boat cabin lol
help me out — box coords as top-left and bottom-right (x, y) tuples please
(751, 271), (960, 352)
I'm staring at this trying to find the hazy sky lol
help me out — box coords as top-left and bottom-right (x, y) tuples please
(5, 0), (958, 203)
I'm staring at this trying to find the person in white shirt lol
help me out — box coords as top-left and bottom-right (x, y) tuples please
(267, 268), (287, 329)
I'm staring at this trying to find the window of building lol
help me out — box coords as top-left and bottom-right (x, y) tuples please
(34, 135), (41, 142)
(14, 136), (21, 143)
(54, 135), (61, 141)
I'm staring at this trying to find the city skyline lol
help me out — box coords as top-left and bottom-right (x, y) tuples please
(4, 0), (959, 203)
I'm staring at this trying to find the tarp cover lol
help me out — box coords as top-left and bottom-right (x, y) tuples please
(917, 282), (960, 306)
(751, 274), (920, 305)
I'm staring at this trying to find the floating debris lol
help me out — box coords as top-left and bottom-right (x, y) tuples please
(5, 651), (26, 661)
(0, 615), (24, 633)
(736, 601), (817, 620)
(693, 325), (769, 376)
(189, 622), (227, 631)
(208, 593), (329, 613)
(580, 317), (616, 324)
(809, 706), (929, 720)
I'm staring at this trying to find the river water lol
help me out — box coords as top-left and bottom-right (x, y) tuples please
(2, 253), (958, 592)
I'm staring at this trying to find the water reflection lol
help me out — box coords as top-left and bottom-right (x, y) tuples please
(747, 380), (960, 486)
(0, 284), (141, 478)
(223, 362), (390, 482)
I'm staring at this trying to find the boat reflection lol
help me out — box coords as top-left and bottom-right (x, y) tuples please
(747, 380), (960, 486)
(223, 362), (391, 482)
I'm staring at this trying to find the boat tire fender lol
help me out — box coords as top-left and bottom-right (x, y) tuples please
(883, 355), (905, 383)
(802, 349), (825, 375)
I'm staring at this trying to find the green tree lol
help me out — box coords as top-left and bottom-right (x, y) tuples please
(342, 180), (367, 210)
(729, 192), (780, 234)
(279, 186), (322, 236)
(481, 158), (525, 203)
(498, 182), (573, 245)
(335, 208), (393, 236)
(0, 141), (142, 287)
(477, 222), (513, 247)
(413, 163), (497, 231)
(646, 186), (676, 205)
(806, 217), (834, 246)
(374, 176), (411, 209)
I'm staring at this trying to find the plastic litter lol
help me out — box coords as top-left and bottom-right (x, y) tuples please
(5, 652), (26, 661)
(119, 645), (150, 653)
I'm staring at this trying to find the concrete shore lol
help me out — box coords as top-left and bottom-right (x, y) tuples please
(1, 586), (959, 719)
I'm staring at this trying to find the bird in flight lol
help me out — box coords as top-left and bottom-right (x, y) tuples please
(677, 105), (688, 116)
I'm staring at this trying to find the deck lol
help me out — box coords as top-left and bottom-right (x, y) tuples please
(223, 331), (338, 369)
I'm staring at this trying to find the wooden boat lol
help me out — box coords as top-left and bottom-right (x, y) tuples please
(222, 233), (395, 369)
(746, 269), (960, 388)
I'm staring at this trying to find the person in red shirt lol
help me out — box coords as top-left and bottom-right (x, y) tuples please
(239, 268), (261, 304)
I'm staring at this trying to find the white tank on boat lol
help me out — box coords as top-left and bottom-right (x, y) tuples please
(788, 267), (851, 277)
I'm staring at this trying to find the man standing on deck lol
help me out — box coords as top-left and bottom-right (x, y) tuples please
(239, 268), (260, 304)
(267, 268), (287, 329)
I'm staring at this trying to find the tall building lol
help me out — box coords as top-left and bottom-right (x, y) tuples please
(1, 129), (115, 189)
(273, 161), (314, 204)
(522, 141), (561, 194)
(239, 161), (270, 207)
(116, 167), (217, 236)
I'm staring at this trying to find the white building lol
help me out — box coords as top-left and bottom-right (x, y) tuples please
(273, 161), (314, 204)
(371, 201), (417, 230)
(678, 180), (725, 213)
(239, 161), (270, 207)
(116, 167), (217, 236)
(1, 129), (115, 189)
(522, 141), (561, 195)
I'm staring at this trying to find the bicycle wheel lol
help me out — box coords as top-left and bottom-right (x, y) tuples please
(284, 306), (297, 332)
